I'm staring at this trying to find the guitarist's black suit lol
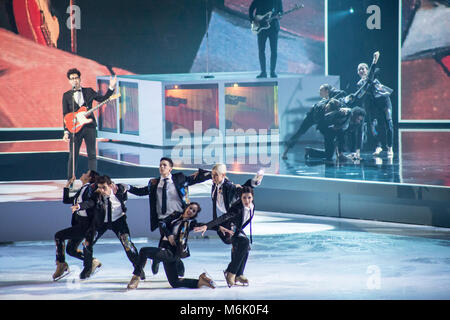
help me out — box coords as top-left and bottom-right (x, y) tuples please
(249, 0), (283, 77)
(62, 87), (114, 178)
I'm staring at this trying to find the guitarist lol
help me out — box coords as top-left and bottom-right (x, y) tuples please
(355, 52), (394, 157)
(249, 0), (283, 78)
(62, 68), (117, 179)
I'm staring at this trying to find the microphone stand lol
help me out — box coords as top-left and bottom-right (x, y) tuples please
(70, 85), (77, 189)
(203, 0), (214, 79)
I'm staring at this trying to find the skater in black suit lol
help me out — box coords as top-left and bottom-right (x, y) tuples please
(80, 175), (140, 280)
(210, 163), (263, 245)
(52, 170), (99, 280)
(127, 202), (215, 290)
(195, 186), (256, 287)
(127, 157), (211, 276)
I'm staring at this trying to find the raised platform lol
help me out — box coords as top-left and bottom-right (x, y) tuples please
(95, 72), (339, 147)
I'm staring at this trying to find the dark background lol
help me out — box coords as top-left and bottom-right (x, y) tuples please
(328, 0), (399, 150)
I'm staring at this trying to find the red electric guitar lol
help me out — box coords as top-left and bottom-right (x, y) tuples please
(64, 93), (121, 134)
(12, 0), (60, 47)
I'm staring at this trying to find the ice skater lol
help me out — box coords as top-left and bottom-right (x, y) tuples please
(127, 157), (211, 277)
(210, 163), (263, 246)
(127, 202), (215, 290)
(195, 186), (256, 287)
(52, 170), (100, 281)
(80, 175), (141, 280)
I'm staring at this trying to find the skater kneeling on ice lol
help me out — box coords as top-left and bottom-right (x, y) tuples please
(127, 202), (215, 290)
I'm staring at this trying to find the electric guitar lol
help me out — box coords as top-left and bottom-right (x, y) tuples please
(353, 51), (380, 100)
(13, 0), (60, 47)
(64, 93), (121, 134)
(251, 3), (304, 34)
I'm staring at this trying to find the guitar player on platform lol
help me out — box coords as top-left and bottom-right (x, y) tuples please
(249, 0), (283, 78)
(62, 68), (116, 180)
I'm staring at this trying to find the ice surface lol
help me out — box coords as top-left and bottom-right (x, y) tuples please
(1, 212), (449, 300)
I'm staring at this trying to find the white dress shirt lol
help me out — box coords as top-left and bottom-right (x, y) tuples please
(213, 180), (227, 215)
(74, 89), (84, 106)
(157, 174), (183, 219)
(104, 192), (125, 223)
(241, 204), (254, 232)
(75, 183), (90, 217)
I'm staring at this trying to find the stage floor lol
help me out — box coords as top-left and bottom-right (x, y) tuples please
(1, 212), (449, 300)
(1, 128), (449, 187)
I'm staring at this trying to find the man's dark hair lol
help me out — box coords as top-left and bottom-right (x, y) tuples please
(241, 186), (254, 197)
(351, 106), (366, 118)
(160, 157), (174, 168)
(96, 175), (112, 185)
(88, 170), (100, 183)
(67, 68), (81, 79)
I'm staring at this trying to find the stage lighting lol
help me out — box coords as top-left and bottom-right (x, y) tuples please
(349, 7), (354, 14)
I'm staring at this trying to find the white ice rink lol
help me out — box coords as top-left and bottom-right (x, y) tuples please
(1, 212), (450, 300)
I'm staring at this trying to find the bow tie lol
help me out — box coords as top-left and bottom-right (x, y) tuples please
(73, 89), (81, 92)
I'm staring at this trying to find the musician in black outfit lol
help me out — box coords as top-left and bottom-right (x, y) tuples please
(127, 202), (215, 290)
(52, 170), (100, 280)
(127, 157), (212, 276)
(80, 175), (140, 280)
(282, 84), (346, 159)
(355, 52), (394, 157)
(304, 101), (366, 161)
(62, 68), (117, 179)
(195, 186), (256, 287)
(249, 0), (283, 78)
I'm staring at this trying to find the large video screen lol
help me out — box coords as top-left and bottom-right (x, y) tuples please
(0, 0), (325, 130)
(401, 0), (450, 121)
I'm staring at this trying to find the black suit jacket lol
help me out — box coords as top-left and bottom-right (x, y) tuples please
(211, 177), (253, 221)
(128, 169), (212, 231)
(158, 211), (202, 259)
(205, 200), (255, 244)
(63, 183), (95, 226)
(249, 0), (283, 31)
(77, 183), (128, 230)
(62, 87), (114, 132)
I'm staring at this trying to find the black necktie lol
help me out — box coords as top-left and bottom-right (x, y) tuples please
(212, 185), (218, 220)
(249, 208), (253, 244)
(161, 178), (168, 216)
(107, 197), (112, 227)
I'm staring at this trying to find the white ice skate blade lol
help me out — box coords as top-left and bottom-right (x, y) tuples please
(53, 270), (71, 282)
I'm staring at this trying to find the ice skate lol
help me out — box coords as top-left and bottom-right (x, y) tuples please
(127, 275), (140, 290)
(90, 258), (102, 276)
(235, 275), (249, 286)
(198, 272), (216, 289)
(52, 261), (70, 281)
(224, 270), (235, 288)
